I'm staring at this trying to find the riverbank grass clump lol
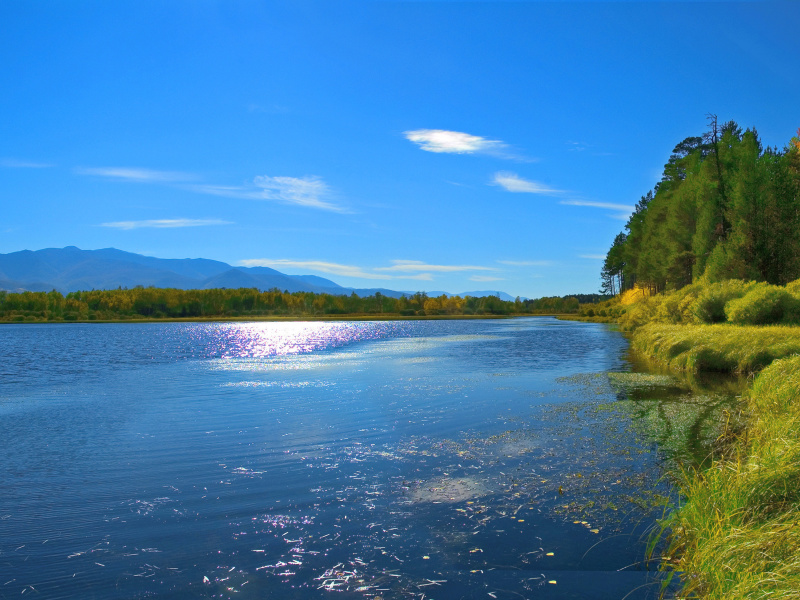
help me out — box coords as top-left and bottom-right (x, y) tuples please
(665, 356), (800, 599)
(630, 323), (800, 373)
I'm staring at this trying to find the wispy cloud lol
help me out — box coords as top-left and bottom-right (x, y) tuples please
(560, 199), (634, 212)
(1, 158), (53, 168)
(77, 164), (346, 212)
(580, 254), (607, 260)
(566, 141), (587, 152)
(470, 275), (504, 282)
(560, 199), (634, 221)
(188, 176), (345, 212)
(238, 258), (498, 282)
(77, 166), (194, 182)
(239, 259), (392, 280)
(497, 260), (553, 267)
(253, 175), (344, 212)
(376, 260), (497, 273)
(100, 219), (232, 230)
(492, 172), (562, 195)
(185, 184), (264, 200)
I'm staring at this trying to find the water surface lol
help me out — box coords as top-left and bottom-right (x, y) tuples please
(1, 318), (682, 599)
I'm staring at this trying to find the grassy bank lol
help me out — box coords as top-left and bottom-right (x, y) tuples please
(661, 355), (800, 599)
(594, 281), (800, 598)
(630, 323), (800, 374)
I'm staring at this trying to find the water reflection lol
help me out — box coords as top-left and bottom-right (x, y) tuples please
(611, 357), (749, 467)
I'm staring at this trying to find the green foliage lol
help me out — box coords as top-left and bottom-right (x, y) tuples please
(613, 283), (701, 331)
(724, 283), (800, 325)
(601, 232), (627, 295)
(653, 282), (701, 324)
(577, 296), (626, 321)
(603, 120), (800, 293)
(691, 279), (756, 323)
(522, 295), (580, 314)
(609, 277), (800, 330)
(616, 296), (657, 331)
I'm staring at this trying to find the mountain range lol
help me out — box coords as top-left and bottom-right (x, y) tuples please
(0, 247), (517, 301)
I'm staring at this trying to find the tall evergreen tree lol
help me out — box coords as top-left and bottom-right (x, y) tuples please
(602, 120), (800, 292)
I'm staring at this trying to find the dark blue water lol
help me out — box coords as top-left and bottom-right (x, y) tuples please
(0, 318), (673, 599)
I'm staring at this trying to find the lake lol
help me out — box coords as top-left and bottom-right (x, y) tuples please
(0, 318), (700, 599)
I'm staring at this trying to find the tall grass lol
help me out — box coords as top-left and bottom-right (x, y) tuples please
(630, 323), (800, 374)
(617, 284), (800, 598)
(663, 356), (800, 599)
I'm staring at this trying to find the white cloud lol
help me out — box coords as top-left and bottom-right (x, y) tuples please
(470, 275), (504, 282)
(77, 166), (193, 182)
(100, 219), (232, 230)
(376, 260), (496, 273)
(560, 199), (634, 212)
(1, 158), (52, 168)
(580, 254), (607, 260)
(239, 259), (392, 280)
(404, 129), (508, 155)
(492, 172), (562, 195)
(253, 175), (344, 212)
(497, 260), (553, 267)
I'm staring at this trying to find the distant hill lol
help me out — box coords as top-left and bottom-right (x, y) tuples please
(0, 247), (522, 300)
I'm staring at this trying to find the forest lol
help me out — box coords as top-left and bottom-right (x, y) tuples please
(0, 287), (596, 322)
(602, 117), (800, 295)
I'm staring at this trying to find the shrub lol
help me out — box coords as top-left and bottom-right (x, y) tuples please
(725, 283), (800, 325)
(691, 280), (756, 324)
(786, 279), (800, 296)
(654, 283), (702, 325)
(618, 296), (658, 331)
(619, 285), (653, 306)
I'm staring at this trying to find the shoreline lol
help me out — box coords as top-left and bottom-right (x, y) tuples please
(599, 288), (800, 598)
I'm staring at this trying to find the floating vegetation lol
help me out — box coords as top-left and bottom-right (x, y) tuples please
(408, 476), (490, 503)
(607, 371), (681, 390)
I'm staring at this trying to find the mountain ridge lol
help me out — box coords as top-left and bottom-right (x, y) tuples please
(0, 247), (519, 301)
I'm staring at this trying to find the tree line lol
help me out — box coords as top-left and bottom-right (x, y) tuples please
(0, 287), (587, 322)
(602, 117), (800, 294)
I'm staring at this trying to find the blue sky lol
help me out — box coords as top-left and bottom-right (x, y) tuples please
(1, 1), (798, 298)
